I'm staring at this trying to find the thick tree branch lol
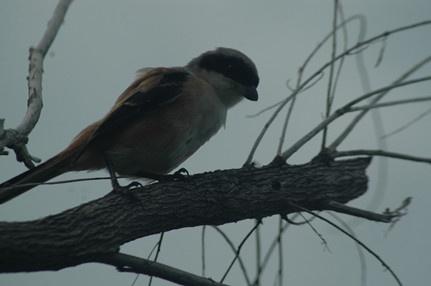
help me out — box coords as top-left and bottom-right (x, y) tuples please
(0, 158), (373, 273)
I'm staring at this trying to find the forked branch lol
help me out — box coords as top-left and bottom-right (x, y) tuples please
(0, 0), (74, 168)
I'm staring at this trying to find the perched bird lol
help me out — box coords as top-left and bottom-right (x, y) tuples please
(0, 47), (259, 204)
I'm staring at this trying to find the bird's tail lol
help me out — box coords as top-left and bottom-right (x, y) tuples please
(0, 151), (73, 205)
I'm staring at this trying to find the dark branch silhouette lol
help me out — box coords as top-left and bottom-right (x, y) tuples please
(0, 158), (376, 274)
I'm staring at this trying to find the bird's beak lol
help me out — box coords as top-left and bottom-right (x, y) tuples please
(244, 87), (258, 101)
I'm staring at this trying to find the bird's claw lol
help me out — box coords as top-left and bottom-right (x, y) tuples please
(112, 181), (143, 200)
(125, 181), (144, 190)
(172, 168), (191, 181)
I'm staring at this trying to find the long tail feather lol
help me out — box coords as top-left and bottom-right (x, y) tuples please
(0, 152), (71, 204)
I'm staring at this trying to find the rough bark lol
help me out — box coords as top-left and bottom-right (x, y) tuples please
(0, 157), (370, 273)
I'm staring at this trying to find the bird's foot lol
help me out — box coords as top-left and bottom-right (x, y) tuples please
(156, 168), (191, 182)
(112, 181), (143, 200)
(171, 168), (191, 181)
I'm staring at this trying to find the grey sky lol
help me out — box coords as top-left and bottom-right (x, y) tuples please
(1, 1), (431, 285)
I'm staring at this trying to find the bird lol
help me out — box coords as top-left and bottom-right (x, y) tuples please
(0, 47), (259, 204)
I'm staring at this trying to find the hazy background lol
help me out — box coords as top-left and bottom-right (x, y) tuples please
(1, 1), (431, 285)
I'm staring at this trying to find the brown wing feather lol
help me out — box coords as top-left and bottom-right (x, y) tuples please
(92, 67), (189, 141)
(69, 67), (190, 163)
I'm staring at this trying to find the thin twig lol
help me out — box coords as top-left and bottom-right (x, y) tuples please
(280, 75), (431, 160)
(290, 203), (403, 286)
(302, 15), (366, 77)
(325, 201), (395, 222)
(244, 93), (295, 164)
(327, 212), (367, 286)
(330, 2), (350, 105)
(355, 12), (390, 225)
(148, 232), (165, 286)
(276, 13), (358, 156)
(98, 252), (230, 286)
(384, 197), (412, 237)
(299, 213), (331, 252)
(211, 226), (252, 286)
(334, 13), (381, 227)
(348, 96), (431, 112)
(325, 1), (350, 141)
(219, 222), (260, 283)
(375, 35), (388, 68)
(252, 214), (300, 285)
(131, 237), (162, 286)
(130, 273), (140, 286)
(329, 55), (431, 150)
(276, 72), (325, 155)
(276, 217), (283, 286)
(245, 72), (323, 120)
(0, 175), (128, 192)
(201, 226), (206, 277)
(247, 19), (431, 164)
(254, 220), (261, 286)
(246, 99), (286, 118)
(250, 14), (366, 162)
(276, 91), (298, 156)
(382, 107), (431, 139)
(321, 0), (339, 150)
(333, 149), (431, 165)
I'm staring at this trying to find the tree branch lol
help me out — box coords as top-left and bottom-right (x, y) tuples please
(0, 0), (74, 168)
(328, 55), (431, 150)
(334, 149), (431, 164)
(245, 19), (431, 164)
(0, 158), (372, 273)
(97, 252), (229, 286)
(280, 75), (431, 160)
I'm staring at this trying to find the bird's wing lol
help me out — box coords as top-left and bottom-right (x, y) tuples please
(90, 67), (190, 142)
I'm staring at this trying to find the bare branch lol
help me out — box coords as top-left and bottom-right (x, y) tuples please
(328, 55), (431, 150)
(211, 226), (252, 286)
(382, 107), (431, 139)
(384, 197), (412, 237)
(280, 75), (431, 160)
(327, 213), (367, 286)
(375, 35), (388, 68)
(248, 15), (366, 163)
(201, 226), (206, 277)
(301, 15), (366, 77)
(276, 217), (283, 286)
(333, 149), (431, 165)
(348, 96), (431, 111)
(246, 99), (286, 118)
(298, 213), (331, 252)
(219, 223), (260, 283)
(244, 93), (295, 165)
(290, 203), (403, 286)
(325, 201), (396, 222)
(148, 232), (165, 286)
(277, 13), (356, 156)
(0, 158), (372, 273)
(0, 0), (74, 167)
(276, 93), (298, 156)
(97, 252), (229, 286)
(321, 0), (340, 150)
(247, 19), (431, 164)
(254, 220), (262, 286)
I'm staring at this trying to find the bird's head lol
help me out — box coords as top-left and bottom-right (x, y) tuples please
(187, 47), (259, 107)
